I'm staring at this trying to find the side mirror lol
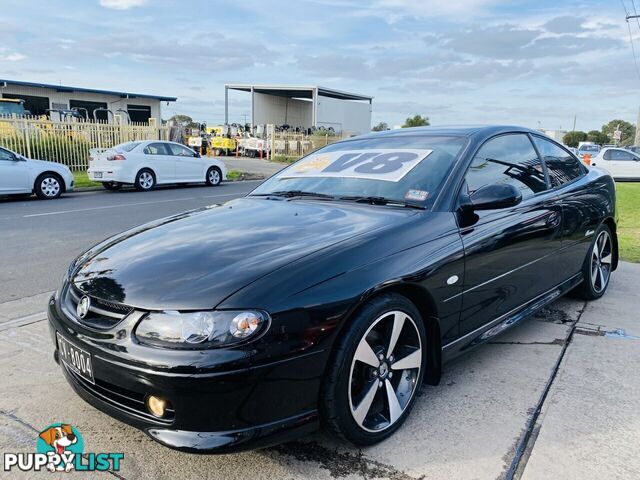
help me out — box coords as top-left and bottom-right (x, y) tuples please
(464, 183), (523, 211)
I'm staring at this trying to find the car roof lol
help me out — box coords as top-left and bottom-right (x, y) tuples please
(355, 125), (542, 141)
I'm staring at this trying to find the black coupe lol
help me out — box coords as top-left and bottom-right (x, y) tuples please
(48, 126), (617, 452)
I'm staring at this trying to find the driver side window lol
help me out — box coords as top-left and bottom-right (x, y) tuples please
(465, 134), (546, 200)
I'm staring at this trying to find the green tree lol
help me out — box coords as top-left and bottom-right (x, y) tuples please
(586, 130), (610, 145)
(402, 114), (430, 128)
(562, 131), (587, 147)
(601, 119), (636, 146)
(372, 122), (389, 132)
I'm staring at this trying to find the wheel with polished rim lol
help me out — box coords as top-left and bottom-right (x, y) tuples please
(574, 224), (614, 300)
(321, 293), (426, 445)
(135, 169), (155, 191)
(34, 173), (62, 199)
(206, 167), (222, 186)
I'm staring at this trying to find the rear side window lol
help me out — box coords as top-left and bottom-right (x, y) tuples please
(167, 143), (195, 156)
(533, 136), (584, 187)
(465, 134), (547, 200)
(144, 143), (169, 155)
(603, 149), (638, 161)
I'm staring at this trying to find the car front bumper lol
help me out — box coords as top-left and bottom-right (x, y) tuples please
(47, 296), (324, 453)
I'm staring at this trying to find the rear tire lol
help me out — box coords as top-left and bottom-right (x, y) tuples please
(206, 167), (222, 186)
(134, 169), (155, 191)
(34, 173), (63, 200)
(102, 182), (122, 191)
(320, 293), (426, 446)
(573, 224), (614, 300)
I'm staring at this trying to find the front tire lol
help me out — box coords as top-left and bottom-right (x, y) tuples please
(206, 167), (222, 186)
(34, 173), (63, 199)
(574, 224), (614, 300)
(134, 169), (155, 191)
(320, 293), (426, 446)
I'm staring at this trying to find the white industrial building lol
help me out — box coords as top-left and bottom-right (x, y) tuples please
(0, 79), (176, 122)
(224, 84), (373, 135)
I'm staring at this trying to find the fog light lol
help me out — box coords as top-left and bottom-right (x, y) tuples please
(146, 395), (166, 418)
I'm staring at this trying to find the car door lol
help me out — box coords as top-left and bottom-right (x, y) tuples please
(457, 133), (563, 336)
(143, 142), (175, 184)
(167, 143), (202, 182)
(593, 148), (639, 179)
(531, 135), (599, 276)
(0, 148), (30, 194)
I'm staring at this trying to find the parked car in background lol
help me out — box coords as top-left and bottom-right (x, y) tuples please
(626, 145), (640, 155)
(0, 146), (74, 199)
(88, 140), (227, 191)
(566, 146), (579, 156)
(590, 147), (640, 181)
(49, 126), (618, 453)
(577, 143), (600, 160)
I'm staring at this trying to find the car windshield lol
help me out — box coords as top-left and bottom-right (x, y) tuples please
(115, 142), (141, 152)
(0, 102), (25, 116)
(251, 135), (467, 208)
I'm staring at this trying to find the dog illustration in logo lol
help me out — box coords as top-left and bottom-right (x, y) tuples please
(39, 424), (77, 472)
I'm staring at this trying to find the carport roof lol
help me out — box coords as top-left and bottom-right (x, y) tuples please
(225, 84), (373, 102)
(0, 79), (177, 102)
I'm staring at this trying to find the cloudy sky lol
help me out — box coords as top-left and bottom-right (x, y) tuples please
(1, 0), (638, 131)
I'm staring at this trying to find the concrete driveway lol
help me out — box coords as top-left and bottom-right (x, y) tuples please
(1, 261), (638, 479)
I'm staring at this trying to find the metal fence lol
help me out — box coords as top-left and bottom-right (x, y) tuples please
(269, 131), (345, 160)
(0, 117), (169, 170)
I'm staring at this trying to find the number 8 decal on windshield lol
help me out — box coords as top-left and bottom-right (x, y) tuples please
(284, 149), (433, 182)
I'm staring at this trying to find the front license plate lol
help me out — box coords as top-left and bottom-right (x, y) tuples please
(57, 332), (95, 384)
(94, 172), (103, 178)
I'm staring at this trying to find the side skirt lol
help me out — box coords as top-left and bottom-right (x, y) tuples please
(441, 273), (583, 363)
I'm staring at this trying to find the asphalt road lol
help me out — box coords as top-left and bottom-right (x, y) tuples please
(0, 181), (261, 303)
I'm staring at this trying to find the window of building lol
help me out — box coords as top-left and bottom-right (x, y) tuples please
(69, 100), (108, 121)
(127, 104), (151, 123)
(2, 94), (50, 116)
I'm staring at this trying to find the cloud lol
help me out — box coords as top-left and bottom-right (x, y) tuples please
(543, 16), (590, 34)
(99, 0), (149, 10)
(3, 53), (26, 61)
(442, 23), (622, 59)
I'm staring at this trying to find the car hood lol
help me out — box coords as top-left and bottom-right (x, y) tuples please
(72, 197), (418, 310)
(27, 158), (70, 174)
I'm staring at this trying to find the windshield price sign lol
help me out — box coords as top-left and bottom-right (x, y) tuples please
(282, 149), (433, 182)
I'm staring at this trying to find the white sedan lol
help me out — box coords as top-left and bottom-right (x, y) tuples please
(88, 140), (227, 191)
(589, 147), (640, 181)
(0, 146), (74, 199)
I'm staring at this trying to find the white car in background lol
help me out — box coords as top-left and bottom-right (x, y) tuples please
(0, 146), (74, 199)
(589, 147), (640, 181)
(88, 140), (227, 191)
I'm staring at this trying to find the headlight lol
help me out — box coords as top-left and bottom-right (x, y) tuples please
(134, 310), (270, 349)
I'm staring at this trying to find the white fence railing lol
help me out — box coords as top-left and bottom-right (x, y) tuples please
(0, 117), (169, 170)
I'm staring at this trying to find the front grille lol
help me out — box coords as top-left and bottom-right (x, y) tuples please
(63, 283), (133, 330)
(63, 363), (175, 424)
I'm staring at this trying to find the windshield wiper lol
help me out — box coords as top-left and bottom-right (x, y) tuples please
(339, 196), (426, 210)
(251, 190), (337, 200)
